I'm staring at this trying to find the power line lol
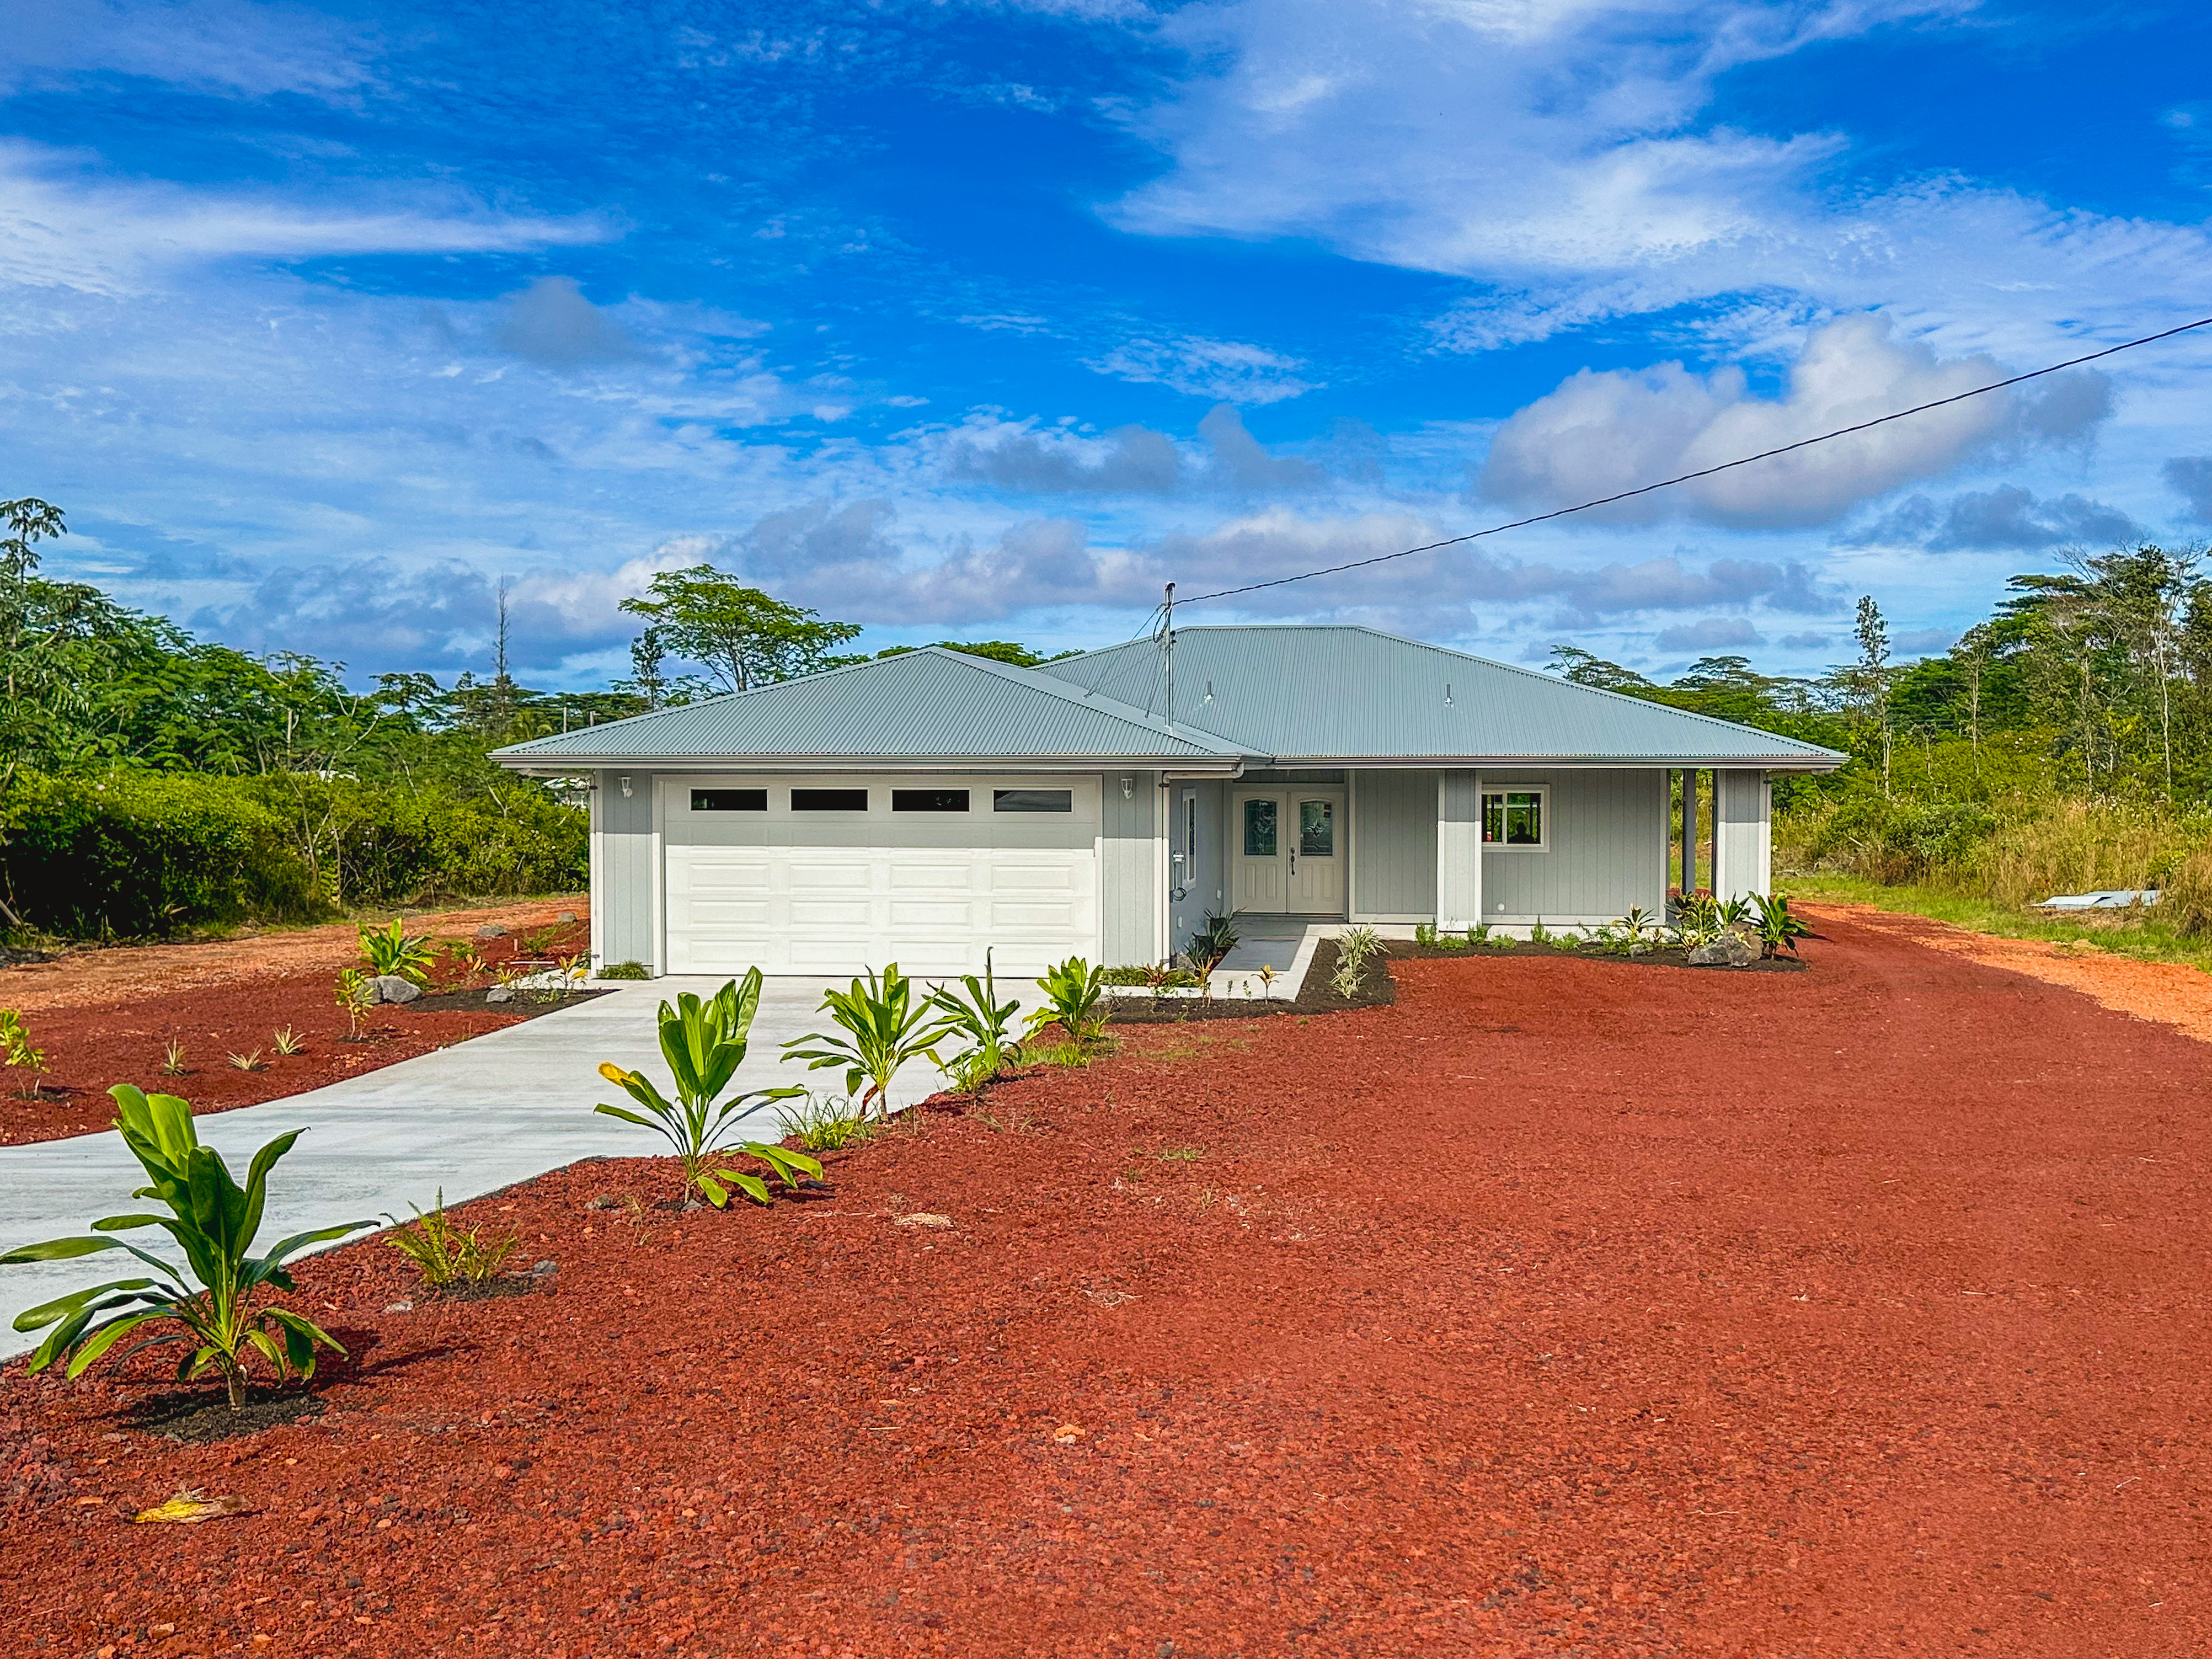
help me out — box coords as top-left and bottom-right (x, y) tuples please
(1173, 312), (2212, 609)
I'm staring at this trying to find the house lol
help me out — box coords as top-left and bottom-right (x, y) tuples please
(490, 625), (1844, 978)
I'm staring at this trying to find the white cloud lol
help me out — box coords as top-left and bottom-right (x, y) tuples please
(498, 277), (644, 369)
(1654, 616), (1764, 652)
(1086, 334), (1317, 403)
(1477, 314), (2112, 529)
(0, 0), (372, 99)
(1099, 0), (2212, 354)
(1852, 484), (2144, 552)
(0, 140), (609, 296)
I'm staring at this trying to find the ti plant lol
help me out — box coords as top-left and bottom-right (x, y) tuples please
(357, 919), (437, 984)
(926, 952), (1024, 1094)
(1328, 925), (1383, 999)
(1, 1009), (46, 1096)
(383, 1189), (520, 1292)
(595, 970), (819, 1207)
(1, 1086), (372, 1410)
(335, 969), (374, 1039)
(1028, 957), (1110, 1049)
(1187, 913), (1239, 975)
(785, 964), (942, 1118)
(1751, 893), (1814, 957)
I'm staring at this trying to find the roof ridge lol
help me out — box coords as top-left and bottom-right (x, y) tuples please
(912, 647), (1250, 755)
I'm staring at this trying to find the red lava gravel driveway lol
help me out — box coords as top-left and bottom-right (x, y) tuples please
(3, 910), (2208, 1657)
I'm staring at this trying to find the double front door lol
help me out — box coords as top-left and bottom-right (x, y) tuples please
(1233, 790), (1345, 915)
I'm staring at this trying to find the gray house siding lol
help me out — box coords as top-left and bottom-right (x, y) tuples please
(1167, 778), (1230, 956)
(1100, 770), (1161, 967)
(1351, 769), (1437, 921)
(1478, 769), (1666, 924)
(595, 770), (660, 973)
(1714, 769), (1771, 901)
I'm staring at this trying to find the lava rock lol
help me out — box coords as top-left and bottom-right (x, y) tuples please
(485, 984), (514, 1004)
(475, 922), (507, 939)
(1688, 934), (1758, 968)
(557, 911), (578, 924)
(367, 975), (421, 1004)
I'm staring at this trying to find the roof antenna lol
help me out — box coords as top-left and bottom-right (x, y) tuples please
(1160, 581), (1176, 732)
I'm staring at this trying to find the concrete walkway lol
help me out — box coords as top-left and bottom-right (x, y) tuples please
(0, 977), (961, 1362)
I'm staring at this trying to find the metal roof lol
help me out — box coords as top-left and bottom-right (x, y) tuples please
(490, 646), (1252, 769)
(493, 626), (1844, 772)
(1033, 626), (1844, 769)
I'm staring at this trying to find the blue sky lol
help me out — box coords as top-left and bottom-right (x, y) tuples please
(5, 0), (2211, 687)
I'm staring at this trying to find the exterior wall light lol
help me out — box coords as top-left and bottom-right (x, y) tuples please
(1120, 776), (1133, 799)
(621, 775), (633, 798)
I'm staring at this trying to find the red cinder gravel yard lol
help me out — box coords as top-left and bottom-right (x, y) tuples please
(4, 909), (2209, 1656)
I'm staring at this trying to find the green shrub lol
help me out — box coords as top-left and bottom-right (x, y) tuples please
(0, 769), (586, 941)
(776, 1092), (877, 1151)
(359, 919), (436, 983)
(1027, 957), (1109, 1051)
(784, 964), (943, 1117)
(1, 1086), (372, 1409)
(383, 1189), (520, 1291)
(599, 961), (650, 980)
(927, 954), (1024, 1092)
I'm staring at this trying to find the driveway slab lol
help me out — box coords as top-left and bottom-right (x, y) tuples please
(0, 975), (960, 1361)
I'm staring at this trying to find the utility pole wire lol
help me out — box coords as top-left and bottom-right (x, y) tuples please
(1174, 313), (2212, 609)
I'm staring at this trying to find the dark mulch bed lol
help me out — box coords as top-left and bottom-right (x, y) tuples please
(122, 1388), (325, 1446)
(1393, 936), (1810, 972)
(1105, 937), (1395, 1023)
(405, 986), (616, 1018)
(430, 1273), (545, 1303)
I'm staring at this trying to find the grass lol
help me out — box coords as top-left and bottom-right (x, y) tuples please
(1779, 871), (2212, 971)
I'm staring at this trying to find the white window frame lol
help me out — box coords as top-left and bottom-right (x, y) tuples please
(1481, 784), (1550, 852)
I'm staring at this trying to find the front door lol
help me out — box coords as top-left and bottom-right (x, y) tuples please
(1234, 791), (1345, 915)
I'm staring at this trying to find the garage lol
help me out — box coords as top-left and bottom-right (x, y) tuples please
(662, 773), (1102, 978)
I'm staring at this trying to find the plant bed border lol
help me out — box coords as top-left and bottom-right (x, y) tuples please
(404, 986), (616, 1018)
(1391, 938), (1810, 972)
(1101, 938), (1396, 1023)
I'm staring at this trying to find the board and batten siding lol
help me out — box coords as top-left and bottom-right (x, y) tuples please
(1100, 770), (1161, 968)
(1350, 769), (1438, 921)
(1713, 769), (1772, 900)
(594, 769), (660, 973)
(1479, 769), (1666, 924)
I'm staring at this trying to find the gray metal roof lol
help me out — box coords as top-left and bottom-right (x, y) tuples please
(1033, 626), (1843, 769)
(490, 647), (1251, 769)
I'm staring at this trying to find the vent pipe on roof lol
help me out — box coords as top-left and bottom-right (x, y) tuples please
(1445, 683), (1454, 706)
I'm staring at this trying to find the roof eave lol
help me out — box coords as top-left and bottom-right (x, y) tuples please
(491, 751), (1251, 775)
(1264, 754), (1844, 772)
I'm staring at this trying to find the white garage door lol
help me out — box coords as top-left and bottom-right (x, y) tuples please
(663, 775), (1101, 979)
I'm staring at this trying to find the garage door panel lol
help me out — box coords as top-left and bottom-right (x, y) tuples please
(665, 777), (1100, 978)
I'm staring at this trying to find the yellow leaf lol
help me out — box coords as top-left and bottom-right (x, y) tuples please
(596, 1061), (631, 1085)
(133, 1490), (250, 1524)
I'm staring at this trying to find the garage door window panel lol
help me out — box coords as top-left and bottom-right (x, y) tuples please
(894, 789), (970, 812)
(793, 788), (869, 812)
(692, 788), (767, 812)
(994, 788), (1071, 812)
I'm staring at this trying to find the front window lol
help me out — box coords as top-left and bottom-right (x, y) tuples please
(1242, 797), (1278, 858)
(1482, 790), (1545, 847)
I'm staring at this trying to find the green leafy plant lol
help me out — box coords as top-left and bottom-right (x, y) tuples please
(1027, 957), (1110, 1049)
(776, 1092), (878, 1152)
(1615, 906), (1660, 946)
(595, 971), (817, 1207)
(357, 919), (436, 984)
(1255, 963), (1279, 999)
(1751, 893), (1814, 957)
(599, 960), (650, 980)
(519, 922), (575, 956)
(159, 1039), (189, 1077)
(927, 953), (1024, 1093)
(1187, 913), (1239, 975)
(1329, 925), (1383, 999)
(1, 1009), (47, 1096)
(335, 968), (373, 1039)
(1, 1086), (372, 1410)
(382, 1189), (520, 1292)
(786, 964), (943, 1117)
(1527, 917), (1553, 947)
(271, 1026), (305, 1057)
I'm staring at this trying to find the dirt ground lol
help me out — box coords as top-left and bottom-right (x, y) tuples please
(0, 906), (590, 1143)
(5, 909), (2210, 1657)
(0, 897), (587, 1016)
(1808, 899), (2212, 1043)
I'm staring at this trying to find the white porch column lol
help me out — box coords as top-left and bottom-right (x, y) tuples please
(1437, 770), (1482, 930)
(1713, 769), (1772, 900)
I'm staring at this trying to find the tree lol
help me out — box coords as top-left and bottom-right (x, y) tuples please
(1851, 595), (1894, 798)
(1545, 645), (1655, 694)
(618, 566), (861, 694)
(875, 640), (1053, 668)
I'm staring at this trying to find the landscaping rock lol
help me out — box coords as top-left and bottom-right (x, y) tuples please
(367, 975), (420, 1004)
(475, 922), (507, 939)
(485, 985), (514, 1004)
(557, 911), (578, 924)
(1688, 934), (1758, 968)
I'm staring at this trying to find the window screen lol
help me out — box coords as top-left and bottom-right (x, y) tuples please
(993, 788), (1072, 812)
(691, 788), (767, 812)
(893, 788), (970, 812)
(791, 788), (868, 812)
(1482, 791), (1545, 846)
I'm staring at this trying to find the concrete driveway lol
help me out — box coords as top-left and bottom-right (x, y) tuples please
(0, 976), (964, 1362)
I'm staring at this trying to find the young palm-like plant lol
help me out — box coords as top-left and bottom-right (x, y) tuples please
(595, 970), (819, 1207)
(784, 964), (942, 1118)
(1027, 957), (1109, 1049)
(357, 919), (436, 985)
(1751, 893), (1814, 957)
(926, 952), (1024, 1093)
(0, 1086), (372, 1410)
